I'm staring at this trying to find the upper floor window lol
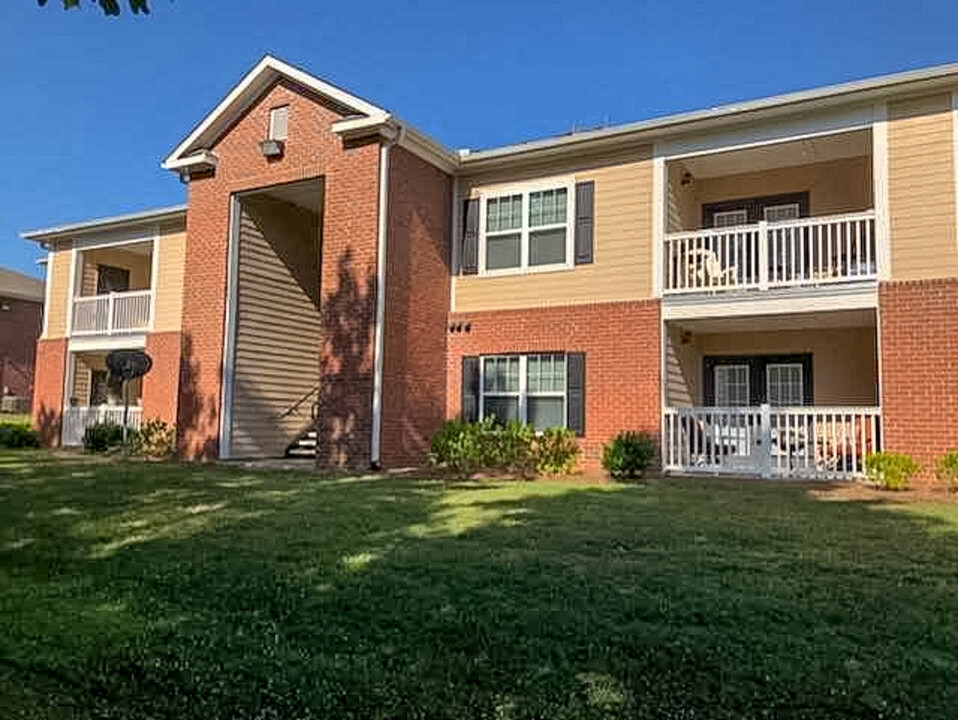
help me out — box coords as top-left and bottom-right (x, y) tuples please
(268, 105), (289, 141)
(479, 181), (574, 274)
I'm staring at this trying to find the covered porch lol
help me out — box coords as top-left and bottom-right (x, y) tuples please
(662, 309), (881, 479)
(62, 350), (143, 446)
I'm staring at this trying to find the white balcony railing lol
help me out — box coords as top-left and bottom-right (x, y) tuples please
(61, 406), (143, 447)
(663, 210), (877, 294)
(663, 405), (881, 480)
(71, 290), (152, 335)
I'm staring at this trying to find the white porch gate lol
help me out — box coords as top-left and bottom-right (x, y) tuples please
(663, 405), (881, 480)
(61, 406), (143, 447)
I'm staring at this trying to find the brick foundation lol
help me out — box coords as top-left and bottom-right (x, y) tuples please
(447, 300), (662, 467)
(32, 337), (67, 446)
(879, 278), (958, 483)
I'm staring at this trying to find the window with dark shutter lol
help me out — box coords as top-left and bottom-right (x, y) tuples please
(461, 199), (479, 275)
(574, 181), (594, 265)
(461, 356), (480, 421)
(566, 352), (586, 436)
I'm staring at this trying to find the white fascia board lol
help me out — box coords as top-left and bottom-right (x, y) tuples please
(332, 113), (460, 174)
(459, 63), (958, 171)
(161, 150), (218, 173)
(662, 283), (878, 321)
(162, 55), (388, 171)
(21, 205), (187, 243)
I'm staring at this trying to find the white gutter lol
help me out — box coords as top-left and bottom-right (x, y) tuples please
(370, 123), (404, 469)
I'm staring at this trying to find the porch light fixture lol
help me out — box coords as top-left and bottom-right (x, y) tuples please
(259, 139), (285, 158)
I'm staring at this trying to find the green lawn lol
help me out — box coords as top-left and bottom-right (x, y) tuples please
(2, 452), (957, 719)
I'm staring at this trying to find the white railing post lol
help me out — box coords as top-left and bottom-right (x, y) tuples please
(758, 221), (769, 291)
(107, 292), (115, 335)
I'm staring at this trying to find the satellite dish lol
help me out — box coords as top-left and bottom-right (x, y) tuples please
(106, 350), (153, 381)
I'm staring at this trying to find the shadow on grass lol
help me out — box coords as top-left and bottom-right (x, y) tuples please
(1, 451), (958, 719)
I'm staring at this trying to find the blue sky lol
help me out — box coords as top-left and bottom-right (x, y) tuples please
(2, 0), (957, 277)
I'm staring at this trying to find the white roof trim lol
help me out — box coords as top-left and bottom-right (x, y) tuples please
(21, 204), (187, 242)
(162, 55), (387, 171)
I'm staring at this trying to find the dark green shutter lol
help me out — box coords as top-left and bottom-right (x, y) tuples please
(566, 352), (586, 436)
(461, 356), (480, 421)
(461, 199), (479, 275)
(574, 181), (594, 265)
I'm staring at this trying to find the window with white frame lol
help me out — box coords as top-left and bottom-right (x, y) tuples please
(763, 203), (800, 223)
(268, 105), (289, 141)
(481, 353), (567, 431)
(712, 209), (748, 228)
(714, 364), (750, 406)
(480, 183), (573, 273)
(766, 363), (804, 406)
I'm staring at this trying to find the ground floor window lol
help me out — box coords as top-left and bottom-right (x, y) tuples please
(481, 353), (567, 431)
(461, 352), (585, 436)
(703, 353), (813, 407)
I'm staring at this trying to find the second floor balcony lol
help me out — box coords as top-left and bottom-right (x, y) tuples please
(662, 128), (877, 297)
(663, 210), (877, 294)
(72, 289), (153, 335)
(69, 240), (154, 336)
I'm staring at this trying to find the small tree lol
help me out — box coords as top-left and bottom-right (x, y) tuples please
(38, 0), (151, 15)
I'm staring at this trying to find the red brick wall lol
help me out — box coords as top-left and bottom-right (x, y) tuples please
(0, 297), (42, 401)
(380, 146), (451, 466)
(142, 331), (182, 428)
(447, 300), (662, 466)
(879, 278), (958, 482)
(31, 337), (67, 445)
(178, 78), (381, 464)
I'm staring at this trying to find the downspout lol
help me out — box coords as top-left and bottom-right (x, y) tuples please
(370, 121), (405, 469)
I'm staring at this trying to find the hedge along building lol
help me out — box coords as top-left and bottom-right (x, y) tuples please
(24, 56), (958, 481)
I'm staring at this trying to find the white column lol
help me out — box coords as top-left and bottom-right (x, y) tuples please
(873, 102), (891, 281)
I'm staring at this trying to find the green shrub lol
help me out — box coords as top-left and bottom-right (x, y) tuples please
(864, 452), (919, 491)
(430, 418), (566, 479)
(429, 418), (488, 477)
(0, 422), (40, 449)
(127, 419), (175, 459)
(935, 450), (958, 491)
(535, 427), (581, 477)
(602, 431), (657, 480)
(82, 422), (126, 454)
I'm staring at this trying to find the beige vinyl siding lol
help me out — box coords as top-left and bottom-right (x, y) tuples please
(689, 156), (872, 228)
(153, 228), (186, 332)
(44, 245), (73, 339)
(454, 145), (654, 312)
(230, 198), (321, 459)
(666, 326), (878, 407)
(887, 93), (958, 280)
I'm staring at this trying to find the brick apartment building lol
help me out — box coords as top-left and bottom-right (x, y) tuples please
(23, 56), (958, 480)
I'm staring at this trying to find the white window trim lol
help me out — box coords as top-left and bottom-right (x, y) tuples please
(478, 354), (568, 430)
(268, 105), (289, 141)
(766, 362), (804, 406)
(712, 209), (749, 228)
(477, 177), (576, 277)
(714, 364), (750, 407)
(763, 203), (801, 223)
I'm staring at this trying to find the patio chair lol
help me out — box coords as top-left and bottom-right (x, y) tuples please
(685, 248), (738, 289)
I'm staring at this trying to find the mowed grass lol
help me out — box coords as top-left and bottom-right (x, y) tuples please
(1, 452), (957, 719)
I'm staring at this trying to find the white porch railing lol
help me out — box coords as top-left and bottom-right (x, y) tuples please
(663, 210), (877, 294)
(663, 406), (881, 480)
(61, 406), (143, 447)
(72, 290), (152, 335)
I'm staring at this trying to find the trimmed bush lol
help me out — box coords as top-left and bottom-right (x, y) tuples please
(535, 427), (581, 477)
(429, 419), (575, 479)
(602, 431), (657, 480)
(935, 450), (958, 491)
(0, 422), (40, 449)
(864, 452), (919, 491)
(127, 419), (175, 459)
(82, 422), (126, 454)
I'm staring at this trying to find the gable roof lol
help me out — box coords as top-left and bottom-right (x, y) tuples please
(162, 55), (390, 172)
